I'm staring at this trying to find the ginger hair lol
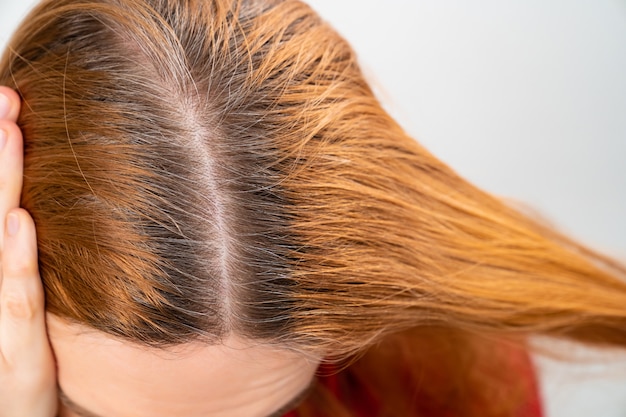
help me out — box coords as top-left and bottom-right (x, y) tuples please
(1, 0), (625, 415)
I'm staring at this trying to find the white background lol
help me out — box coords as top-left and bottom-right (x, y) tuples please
(2, 1), (626, 415)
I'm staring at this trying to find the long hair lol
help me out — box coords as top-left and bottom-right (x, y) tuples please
(2, 0), (625, 415)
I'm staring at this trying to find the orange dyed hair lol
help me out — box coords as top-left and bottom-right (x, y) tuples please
(2, 0), (625, 415)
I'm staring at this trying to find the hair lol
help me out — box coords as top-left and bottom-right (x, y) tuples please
(2, 0), (626, 415)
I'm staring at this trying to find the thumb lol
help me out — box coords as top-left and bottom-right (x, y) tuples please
(0, 209), (48, 365)
(0, 209), (57, 417)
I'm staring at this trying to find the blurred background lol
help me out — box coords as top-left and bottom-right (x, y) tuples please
(1, 1), (626, 415)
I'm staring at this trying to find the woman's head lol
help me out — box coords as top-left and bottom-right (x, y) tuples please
(4, 0), (370, 414)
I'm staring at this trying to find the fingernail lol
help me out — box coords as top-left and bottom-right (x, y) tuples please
(0, 93), (9, 118)
(7, 213), (19, 237)
(0, 129), (6, 152)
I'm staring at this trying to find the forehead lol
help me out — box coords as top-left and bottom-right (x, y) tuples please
(47, 315), (318, 417)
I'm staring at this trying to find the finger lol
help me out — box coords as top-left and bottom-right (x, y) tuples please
(0, 87), (21, 122)
(0, 118), (24, 251)
(0, 209), (47, 366)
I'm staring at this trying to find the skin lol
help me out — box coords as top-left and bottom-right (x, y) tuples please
(0, 88), (320, 417)
(0, 86), (57, 417)
(50, 316), (319, 417)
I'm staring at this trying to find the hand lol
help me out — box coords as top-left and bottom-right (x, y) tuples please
(0, 87), (57, 417)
